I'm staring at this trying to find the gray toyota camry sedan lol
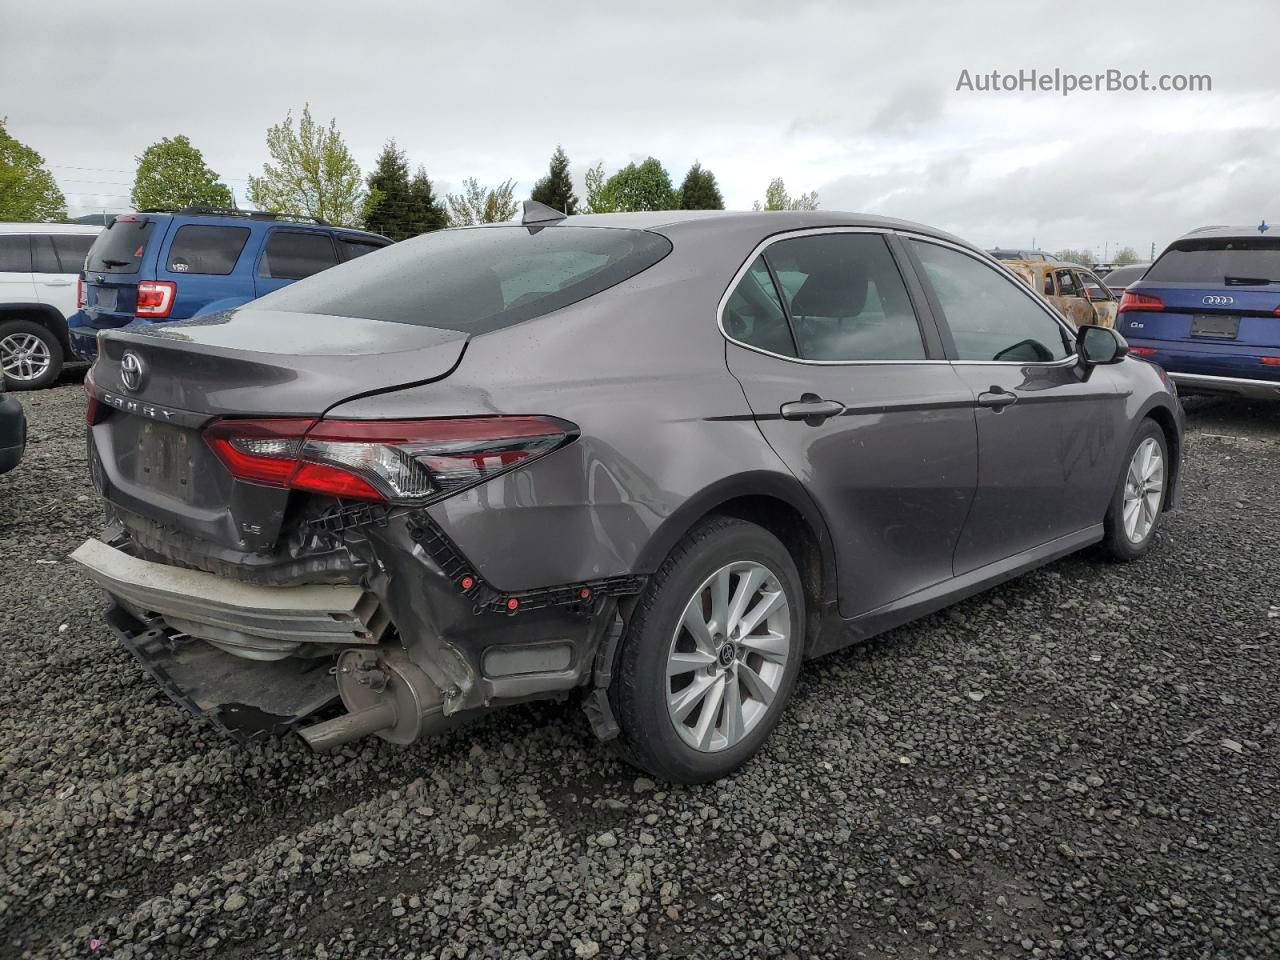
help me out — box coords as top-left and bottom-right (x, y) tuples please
(73, 205), (1183, 783)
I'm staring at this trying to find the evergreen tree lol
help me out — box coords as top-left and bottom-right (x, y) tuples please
(529, 145), (578, 215)
(677, 162), (724, 210)
(363, 140), (414, 239)
(130, 135), (232, 211)
(407, 165), (449, 234)
(0, 118), (66, 221)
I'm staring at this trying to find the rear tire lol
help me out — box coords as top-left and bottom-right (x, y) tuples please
(0, 319), (64, 390)
(610, 517), (804, 784)
(1102, 419), (1168, 561)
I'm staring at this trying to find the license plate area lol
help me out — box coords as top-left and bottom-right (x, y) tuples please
(1190, 313), (1239, 339)
(95, 287), (118, 312)
(138, 420), (196, 502)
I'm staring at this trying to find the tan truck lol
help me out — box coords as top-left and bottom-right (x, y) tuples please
(1002, 259), (1118, 328)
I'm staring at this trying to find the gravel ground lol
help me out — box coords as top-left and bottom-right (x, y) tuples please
(1, 381), (1277, 960)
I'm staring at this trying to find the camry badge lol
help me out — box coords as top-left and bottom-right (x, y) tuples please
(120, 351), (145, 392)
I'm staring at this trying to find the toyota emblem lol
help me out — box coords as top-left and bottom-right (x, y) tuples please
(120, 351), (145, 392)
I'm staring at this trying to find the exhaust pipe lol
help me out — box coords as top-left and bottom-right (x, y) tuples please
(299, 701), (397, 751)
(298, 647), (447, 751)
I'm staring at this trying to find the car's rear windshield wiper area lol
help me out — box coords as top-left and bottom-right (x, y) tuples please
(1223, 276), (1279, 286)
(98, 258), (131, 268)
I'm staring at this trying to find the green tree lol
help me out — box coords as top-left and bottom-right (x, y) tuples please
(1113, 246), (1140, 265)
(0, 118), (66, 222)
(529, 145), (578, 215)
(677, 162), (724, 210)
(130, 135), (232, 211)
(363, 140), (414, 239)
(1053, 248), (1096, 266)
(247, 104), (364, 226)
(753, 177), (818, 211)
(583, 161), (610, 213)
(446, 177), (517, 225)
(407, 165), (449, 235)
(598, 157), (677, 212)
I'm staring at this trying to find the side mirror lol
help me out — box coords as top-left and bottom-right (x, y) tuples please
(1077, 324), (1128, 366)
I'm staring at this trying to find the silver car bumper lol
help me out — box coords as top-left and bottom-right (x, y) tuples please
(1167, 372), (1280, 400)
(71, 538), (388, 660)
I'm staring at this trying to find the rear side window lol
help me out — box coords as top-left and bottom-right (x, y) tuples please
(762, 233), (925, 361)
(53, 234), (95, 272)
(167, 225), (250, 275)
(1145, 237), (1280, 284)
(87, 218), (156, 274)
(913, 240), (1072, 363)
(337, 237), (388, 261)
(0, 235), (31, 273)
(261, 231), (338, 280)
(254, 226), (673, 334)
(722, 255), (795, 356)
(32, 235), (61, 273)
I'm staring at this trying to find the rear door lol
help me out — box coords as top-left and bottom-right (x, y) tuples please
(0, 234), (36, 306)
(31, 233), (95, 318)
(724, 229), (978, 618)
(255, 229), (340, 296)
(907, 239), (1128, 574)
(157, 222), (253, 318)
(1078, 270), (1117, 328)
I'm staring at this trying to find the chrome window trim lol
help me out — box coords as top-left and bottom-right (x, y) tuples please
(903, 233), (1082, 366)
(718, 225), (1082, 368)
(715, 226), (949, 367)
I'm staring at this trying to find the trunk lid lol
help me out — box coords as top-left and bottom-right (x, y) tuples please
(82, 215), (163, 330)
(89, 307), (469, 554)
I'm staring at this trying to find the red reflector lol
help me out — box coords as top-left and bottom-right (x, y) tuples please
(84, 367), (103, 425)
(291, 462), (383, 500)
(506, 597), (520, 611)
(1261, 357), (1280, 366)
(135, 281), (176, 318)
(460, 575), (475, 591)
(1129, 346), (1159, 357)
(579, 587), (592, 599)
(76, 276), (86, 309)
(1118, 291), (1164, 313)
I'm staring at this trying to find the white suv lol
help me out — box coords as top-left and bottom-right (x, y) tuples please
(0, 223), (102, 389)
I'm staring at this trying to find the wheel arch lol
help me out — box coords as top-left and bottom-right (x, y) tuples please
(0, 302), (72, 355)
(1138, 398), (1182, 512)
(634, 471), (838, 653)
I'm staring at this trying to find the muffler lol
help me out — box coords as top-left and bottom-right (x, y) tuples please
(299, 647), (447, 751)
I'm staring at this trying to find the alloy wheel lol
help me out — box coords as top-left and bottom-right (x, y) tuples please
(0, 332), (52, 383)
(1122, 436), (1165, 544)
(665, 560), (792, 753)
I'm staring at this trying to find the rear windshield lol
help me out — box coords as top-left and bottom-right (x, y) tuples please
(86, 217), (156, 274)
(1103, 265), (1148, 285)
(1145, 237), (1280, 284)
(252, 226), (672, 334)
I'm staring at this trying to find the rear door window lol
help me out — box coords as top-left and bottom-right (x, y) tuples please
(53, 234), (95, 273)
(261, 231), (339, 280)
(253, 226), (672, 333)
(337, 236), (389, 261)
(1145, 237), (1280, 284)
(1079, 271), (1110, 300)
(760, 233), (926, 361)
(86, 218), (156, 274)
(166, 225), (250, 275)
(32, 236), (61, 273)
(0, 235), (31, 273)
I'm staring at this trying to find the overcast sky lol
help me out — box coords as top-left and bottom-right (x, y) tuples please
(3, 0), (1276, 257)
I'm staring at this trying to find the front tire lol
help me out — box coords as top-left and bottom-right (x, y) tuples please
(1103, 420), (1169, 560)
(610, 517), (804, 783)
(0, 319), (64, 390)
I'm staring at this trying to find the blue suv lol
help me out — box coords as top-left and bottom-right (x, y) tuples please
(1117, 223), (1280, 400)
(70, 209), (390, 359)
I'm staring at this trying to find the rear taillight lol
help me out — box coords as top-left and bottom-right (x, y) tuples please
(1261, 357), (1280, 367)
(1118, 291), (1164, 313)
(135, 281), (176, 318)
(77, 276), (85, 309)
(84, 367), (103, 425)
(204, 416), (575, 504)
(1129, 346), (1159, 357)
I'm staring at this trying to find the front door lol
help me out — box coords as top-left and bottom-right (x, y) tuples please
(907, 239), (1129, 574)
(723, 230), (978, 618)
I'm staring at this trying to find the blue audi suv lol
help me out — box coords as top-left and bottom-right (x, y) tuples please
(1117, 223), (1280, 400)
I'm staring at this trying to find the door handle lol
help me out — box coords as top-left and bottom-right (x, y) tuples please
(780, 395), (846, 423)
(43, 279), (73, 287)
(977, 387), (1018, 411)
